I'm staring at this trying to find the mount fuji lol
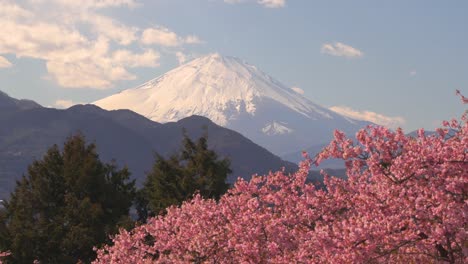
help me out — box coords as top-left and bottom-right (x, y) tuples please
(94, 53), (368, 156)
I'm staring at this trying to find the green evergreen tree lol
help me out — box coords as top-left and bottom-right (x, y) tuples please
(137, 134), (231, 220)
(0, 134), (135, 264)
(0, 203), (9, 252)
(181, 135), (231, 199)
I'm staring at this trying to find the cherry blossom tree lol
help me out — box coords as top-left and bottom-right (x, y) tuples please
(0, 252), (10, 264)
(456, 90), (468, 104)
(94, 98), (467, 263)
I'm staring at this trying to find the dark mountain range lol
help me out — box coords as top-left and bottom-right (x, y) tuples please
(0, 90), (41, 111)
(0, 91), (296, 200)
(94, 54), (370, 156)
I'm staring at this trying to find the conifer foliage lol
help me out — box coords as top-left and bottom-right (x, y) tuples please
(0, 134), (136, 264)
(137, 134), (231, 220)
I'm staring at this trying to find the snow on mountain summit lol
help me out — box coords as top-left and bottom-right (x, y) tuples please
(262, 121), (294, 136)
(95, 53), (331, 125)
(94, 53), (368, 155)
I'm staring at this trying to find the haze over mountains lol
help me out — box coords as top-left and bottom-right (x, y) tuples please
(95, 53), (369, 156)
(1, 54), (374, 200)
(0, 91), (296, 200)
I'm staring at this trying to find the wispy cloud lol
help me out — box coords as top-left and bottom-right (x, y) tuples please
(141, 27), (203, 47)
(321, 42), (363, 58)
(291, 86), (304, 95)
(141, 27), (181, 47)
(0, 0), (202, 89)
(224, 0), (286, 8)
(45, 0), (139, 10)
(175, 51), (187, 65)
(0, 56), (12, 68)
(185, 35), (204, 44)
(330, 106), (405, 129)
(258, 0), (285, 8)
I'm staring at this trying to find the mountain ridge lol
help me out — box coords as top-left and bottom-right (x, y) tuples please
(94, 53), (370, 155)
(0, 90), (42, 111)
(0, 91), (296, 200)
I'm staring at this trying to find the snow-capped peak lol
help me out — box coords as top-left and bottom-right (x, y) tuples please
(262, 121), (294, 135)
(94, 53), (367, 155)
(94, 53), (332, 125)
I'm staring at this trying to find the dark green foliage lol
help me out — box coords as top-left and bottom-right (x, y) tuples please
(137, 134), (231, 220)
(0, 205), (8, 251)
(0, 134), (135, 264)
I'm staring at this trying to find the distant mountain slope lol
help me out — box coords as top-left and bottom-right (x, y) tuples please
(0, 90), (41, 111)
(94, 53), (370, 156)
(282, 129), (440, 167)
(281, 144), (345, 169)
(0, 92), (295, 200)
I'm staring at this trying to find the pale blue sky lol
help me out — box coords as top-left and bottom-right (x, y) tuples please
(0, 0), (466, 131)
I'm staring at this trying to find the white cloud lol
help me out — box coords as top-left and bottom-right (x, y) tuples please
(329, 106), (406, 129)
(0, 0), (199, 89)
(43, 39), (160, 88)
(0, 10), (159, 89)
(54, 99), (80, 109)
(141, 27), (204, 47)
(291, 86), (304, 95)
(321, 42), (363, 58)
(141, 27), (181, 47)
(80, 13), (138, 45)
(0, 1), (33, 18)
(0, 56), (12, 68)
(112, 49), (160, 68)
(258, 0), (285, 8)
(185, 35), (204, 44)
(410, 70), (417, 76)
(175, 51), (187, 65)
(46, 0), (138, 10)
(224, 0), (285, 8)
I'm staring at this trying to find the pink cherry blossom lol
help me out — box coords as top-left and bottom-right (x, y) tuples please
(94, 100), (467, 263)
(0, 252), (10, 264)
(456, 89), (468, 104)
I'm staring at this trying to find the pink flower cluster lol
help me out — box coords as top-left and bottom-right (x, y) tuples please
(94, 114), (467, 263)
(456, 89), (468, 104)
(0, 252), (10, 264)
